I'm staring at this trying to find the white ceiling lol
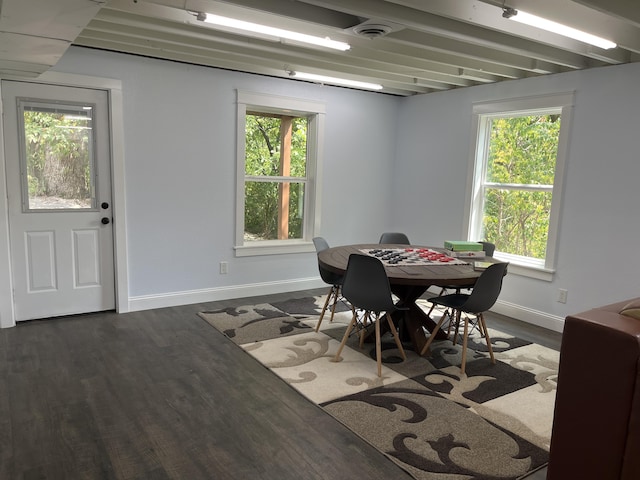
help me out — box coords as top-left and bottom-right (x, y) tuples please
(1, 0), (639, 96)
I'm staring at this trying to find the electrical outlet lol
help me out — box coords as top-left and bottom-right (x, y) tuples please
(219, 261), (228, 274)
(557, 288), (568, 304)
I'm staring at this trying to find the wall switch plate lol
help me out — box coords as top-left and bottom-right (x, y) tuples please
(220, 261), (228, 274)
(557, 288), (568, 303)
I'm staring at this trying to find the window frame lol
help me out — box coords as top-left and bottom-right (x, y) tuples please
(234, 90), (325, 257)
(464, 92), (574, 281)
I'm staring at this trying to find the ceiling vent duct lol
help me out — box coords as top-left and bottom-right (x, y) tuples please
(353, 23), (393, 39)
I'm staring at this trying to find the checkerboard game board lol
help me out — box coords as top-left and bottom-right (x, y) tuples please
(360, 247), (468, 265)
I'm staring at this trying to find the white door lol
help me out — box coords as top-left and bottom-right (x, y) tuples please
(2, 80), (115, 321)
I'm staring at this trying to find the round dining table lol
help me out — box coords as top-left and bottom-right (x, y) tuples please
(317, 243), (496, 354)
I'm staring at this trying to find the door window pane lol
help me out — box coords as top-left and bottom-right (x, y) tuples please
(20, 101), (96, 210)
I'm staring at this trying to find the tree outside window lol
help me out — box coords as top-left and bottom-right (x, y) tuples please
(22, 105), (95, 210)
(483, 114), (560, 259)
(244, 113), (308, 241)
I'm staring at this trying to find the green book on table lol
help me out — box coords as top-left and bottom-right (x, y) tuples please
(444, 240), (483, 251)
(473, 261), (493, 271)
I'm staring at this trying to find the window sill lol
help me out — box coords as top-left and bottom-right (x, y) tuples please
(235, 241), (315, 257)
(494, 253), (555, 281)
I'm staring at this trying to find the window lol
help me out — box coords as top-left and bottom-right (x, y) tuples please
(19, 101), (96, 211)
(466, 93), (574, 280)
(235, 91), (325, 256)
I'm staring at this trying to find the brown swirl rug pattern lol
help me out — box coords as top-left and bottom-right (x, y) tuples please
(198, 295), (558, 480)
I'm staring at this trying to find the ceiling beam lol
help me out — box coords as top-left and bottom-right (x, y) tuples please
(78, 21), (442, 92)
(389, 29), (566, 73)
(89, 3), (533, 91)
(104, 0), (533, 80)
(298, 0), (631, 64)
(75, 36), (425, 96)
(566, 0), (640, 30)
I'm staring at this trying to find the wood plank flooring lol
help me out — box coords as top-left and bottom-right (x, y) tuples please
(0, 288), (560, 479)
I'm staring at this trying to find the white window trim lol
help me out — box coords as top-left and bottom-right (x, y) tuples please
(234, 90), (325, 257)
(463, 92), (574, 281)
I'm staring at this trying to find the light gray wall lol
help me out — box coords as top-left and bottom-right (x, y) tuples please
(393, 62), (640, 323)
(50, 47), (640, 328)
(51, 47), (399, 299)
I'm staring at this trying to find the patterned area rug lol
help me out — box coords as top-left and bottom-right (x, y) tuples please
(198, 295), (558, 480)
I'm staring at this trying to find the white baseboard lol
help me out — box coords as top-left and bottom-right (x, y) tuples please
(492, 299), (565, 333)
(2, 275), (566, 334)
(426, 286), (565, 333)
(128, 277), (325, 312)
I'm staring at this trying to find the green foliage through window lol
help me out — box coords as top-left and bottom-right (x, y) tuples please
(481, 114), (561, 259)
(23, 107), (93, 208)
(244, 114), (308, 241)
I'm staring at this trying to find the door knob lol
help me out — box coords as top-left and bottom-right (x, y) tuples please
(101, 217), (110, 225)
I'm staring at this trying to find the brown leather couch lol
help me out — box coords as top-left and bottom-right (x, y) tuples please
(547, 298), (640, 480)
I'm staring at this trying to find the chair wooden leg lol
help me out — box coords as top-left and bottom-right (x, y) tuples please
(419, 310), (449, 357)
(328, 285), (340, 323)
(385, 313), (406, 361)
(479, 314), (495, 364)
(473, 314), (483, 336)
(480, 316), (489, 339)
(444, 309), (454, 337)
(452, 309), (461, 345)
(315, 286), (334, 332)
(472, 316), (482, 337)
(460, 313), (470, 375)
(333, 312), (358, 362)
(358, 310), (370, 349)
(375, 313), (382, 377)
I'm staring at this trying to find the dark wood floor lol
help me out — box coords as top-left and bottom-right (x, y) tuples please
(0, 288), (561, 479)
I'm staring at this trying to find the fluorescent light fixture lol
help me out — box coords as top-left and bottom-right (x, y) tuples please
(290, 71), (383, 90)
(502, 8), (616, 50)
(199, 13), (350, 51)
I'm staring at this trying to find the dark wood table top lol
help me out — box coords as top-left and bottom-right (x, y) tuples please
(318, 244), (493, 288)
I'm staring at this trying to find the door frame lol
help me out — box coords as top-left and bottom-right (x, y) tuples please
(0, 71), (130, 327)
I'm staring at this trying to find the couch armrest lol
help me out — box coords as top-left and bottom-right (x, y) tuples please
(547, 305), (640, 480)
